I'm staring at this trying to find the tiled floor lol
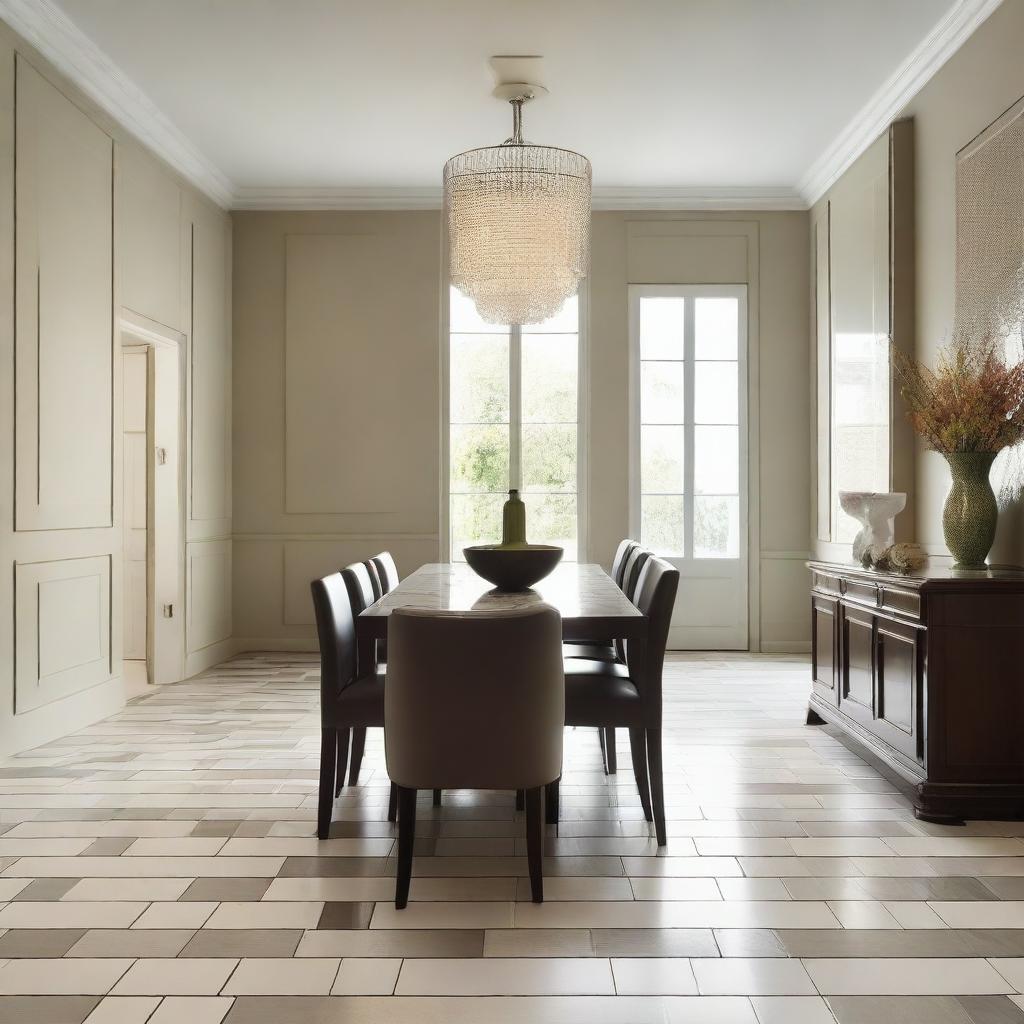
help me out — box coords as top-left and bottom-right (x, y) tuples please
(2, 654), (1024, 1023)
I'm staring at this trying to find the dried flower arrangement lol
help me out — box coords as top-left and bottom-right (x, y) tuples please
(892, 335), (1024, 454)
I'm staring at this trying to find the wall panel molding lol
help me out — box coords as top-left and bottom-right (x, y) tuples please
(14, 555), (112, 714)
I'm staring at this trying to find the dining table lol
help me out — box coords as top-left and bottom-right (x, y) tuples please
(356, 561), (646, 642)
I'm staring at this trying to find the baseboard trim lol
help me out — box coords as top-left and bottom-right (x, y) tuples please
(760, 641), (811, 655)
(185, 637), (238, 677)
(230, 637), (319, 654)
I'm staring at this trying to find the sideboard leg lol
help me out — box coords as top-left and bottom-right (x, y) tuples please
(805, 705), (826, 726)
(914, 806), (966, 827)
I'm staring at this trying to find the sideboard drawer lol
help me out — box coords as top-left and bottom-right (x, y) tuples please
(880, 586), (922, 622)
(842, 578), (880, 608)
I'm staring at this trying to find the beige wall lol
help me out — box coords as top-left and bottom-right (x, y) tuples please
(812, 0), (1024, 565)
(0, 26), (232, 756)
(232, 209), (811, 652)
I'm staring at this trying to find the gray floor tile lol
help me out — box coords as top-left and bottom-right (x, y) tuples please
(277, 857), (391, 877)
(81, 838), (134, 856)
(294, 929), (485, 958)
(0, 996), (100, 1023)
(484, 929), (596, 957)
(180, 877), (273, 902)
(591, 927), (720, 957)
(957, 995), (1024, 1024)
(779, 929), (977, 958)
(315, 902), (376, 929)
(180, 929), (303, 958)
(981, 878), (1024, 900)
(828, 996), (974, 1024)
(67, 928), (195, 957)
(10, 878), (78, 901)
(0, 928), (85, 957)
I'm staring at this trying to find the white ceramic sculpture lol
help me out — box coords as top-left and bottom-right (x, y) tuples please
(839, 491), (907, 564)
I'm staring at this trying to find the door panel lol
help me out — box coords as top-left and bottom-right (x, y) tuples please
(630, 286), (748, 649)
(811, 596), (837, 705)
(875, 618), (922, 763)
(840, 606), (875, 728)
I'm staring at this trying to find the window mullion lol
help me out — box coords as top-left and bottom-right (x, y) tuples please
(683, 296), (695, 560)
(509, 325), (522, 490)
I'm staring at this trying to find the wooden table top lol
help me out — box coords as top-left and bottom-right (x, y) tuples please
(356, 562), (646, 641)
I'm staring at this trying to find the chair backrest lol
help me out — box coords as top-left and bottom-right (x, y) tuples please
(625, 556), (680, 718)
(310, 572), (358, 712)
(364, 559), (384, 601)
(341, 562), (377, 614)
(369, 551), (400, 594)
(622, 546), (652, 597)
(385, 605), (564, 792)
(611, 539), (638, 590)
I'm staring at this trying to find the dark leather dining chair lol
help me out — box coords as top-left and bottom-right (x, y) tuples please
(385, 605), (564, 909)
(370, 551), (401, 594)
(310, 572), (391, 839)
(563, 539), (638, 664)
(558, 556), (679, 845)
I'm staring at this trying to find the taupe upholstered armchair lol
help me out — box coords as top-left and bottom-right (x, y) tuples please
(385, 604), (564, 909)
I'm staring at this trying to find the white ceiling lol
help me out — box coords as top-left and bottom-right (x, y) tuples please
(16, 0), (1000, 207)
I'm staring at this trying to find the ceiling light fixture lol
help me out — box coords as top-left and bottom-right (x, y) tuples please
(443, 56), (592, 326)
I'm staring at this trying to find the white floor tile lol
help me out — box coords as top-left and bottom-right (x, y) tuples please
(883, 901), (949, 929)
(83, 996), (162, 1023)
(611, 957), (698, 995)
(930, 901), (1024, 928)
(0, 957), (134, 994)
(804, 957), (1013, 995)
(629, 877), (723, 901)
(0, 902), (147, 929)
(147, 996), (234, 1024)
(395, 957), (616, 995)
(825, 901), (901, 929)
(131, 902), (218, 929)
(692, 958), (816, 995)
(203, 901), (323, 929)
(112, 958), (239, 996)
(749, 996), (839, 1024)
(123, 838), (227, 857)
(65, 878), (193, 902)
(331, 957), (402, 995)
(222, 957), (339, 995)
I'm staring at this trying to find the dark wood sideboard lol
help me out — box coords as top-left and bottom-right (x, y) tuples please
(808, 560), (1024, 824)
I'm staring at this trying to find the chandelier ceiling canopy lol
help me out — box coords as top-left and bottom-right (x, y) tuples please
(443, 59), (592, 326)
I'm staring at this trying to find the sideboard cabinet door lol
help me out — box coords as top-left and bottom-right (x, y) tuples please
(874, 617), (924, 765)
(811, 595), (838, 706)
(840, 605), (875, 730)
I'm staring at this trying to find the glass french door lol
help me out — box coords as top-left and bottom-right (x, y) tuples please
(629, 285), (748, 650)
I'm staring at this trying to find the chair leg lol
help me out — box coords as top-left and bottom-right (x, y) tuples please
(524, 786), (544, 903)
(598, 727), (608, 774)
(348, 727), (367, 786)
(604, 728), (617, 774)
(545, 777), (560, 826)
(333, 729), (350, 798)
(646, 727), (667, 846)
(629, 727), (653, 823)
(395, 786), (417, 909)
(515, 789), (525, 811)
(387, 782), (398, 823)
(317, 727), (337, 840)
(433, 789), (442, 807)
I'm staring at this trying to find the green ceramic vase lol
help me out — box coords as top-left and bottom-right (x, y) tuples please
(942, 451), (997, 569)
(500, 488), (527, 547)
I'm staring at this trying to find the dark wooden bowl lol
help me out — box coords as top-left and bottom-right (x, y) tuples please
(463, 544), (563, 592)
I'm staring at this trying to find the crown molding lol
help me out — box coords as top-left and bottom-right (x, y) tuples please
(0, 0), (234, 207)
(233, 184), (807, 212)
(799, 0), (1003, 205)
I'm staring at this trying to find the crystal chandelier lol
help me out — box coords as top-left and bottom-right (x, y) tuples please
(444, 79), (592, 326)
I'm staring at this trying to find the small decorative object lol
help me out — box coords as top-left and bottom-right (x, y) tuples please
(464, 487), (563, 591)
(839, 491), (906, 565)
(894, 336), (1024, 568)
(863, 542), (927, 574)
(501, 488), (527, 546)
(444, 56), (591, 326)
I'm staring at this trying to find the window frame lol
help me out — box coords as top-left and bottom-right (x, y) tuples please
(440, 282), (589, 563)
(627, 283), (748, 562)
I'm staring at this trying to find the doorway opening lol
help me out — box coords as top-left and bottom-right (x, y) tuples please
(119, 313), (186, 691)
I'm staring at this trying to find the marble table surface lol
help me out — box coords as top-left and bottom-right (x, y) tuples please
(356, 562), (646, 641)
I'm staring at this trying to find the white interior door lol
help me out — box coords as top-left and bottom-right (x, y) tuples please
(122, 348), (148, 668)
(629, 285), (749, 650)
(150, 342), (185, 684)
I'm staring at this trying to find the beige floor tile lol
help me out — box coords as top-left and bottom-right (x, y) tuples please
(203, 902), (323, 929)
(331, 957), (402, 994)
(131, 902), (217, 929)
(0, 957), (134, 994)
(804, 957), (1013, 995)
(990, 958), (1024, 992)
(825, 901), (901, 929)
(0, 839), (95, 856)
(64, 878), (192, 902)
(930, 901), (1024, 928)
(147, 996), (234, 1024)
(219, 837), (393, 857)
(692, 957), (816, 995)
(2, 857), (283, 878)
(395, 956), (616, 995)
(222, 957), (339, 995)
(883, 837), (1024, 858)
(611, 957), (698, 994)
(629, 877), (723, 901)
(0, 879), (31, 901)
(83, 996), (161, 1023)
(123, 838), (227, 857)
(748, 996), (838, 1024)
(0, 902), (147, 929)
(694, 839), (796, 857)
(112, 958), (238, 996)
(370, 901), (513, 930)
(882, 902), (949, 929)
(517, 876), (634, 901)
(621, 857), (743, 877)
(788, 838), (893, 858)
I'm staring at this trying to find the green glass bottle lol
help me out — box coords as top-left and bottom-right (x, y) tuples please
(501, 488), (527, 547)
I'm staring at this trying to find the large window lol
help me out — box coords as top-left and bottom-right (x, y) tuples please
(447, 287), (581, 560)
